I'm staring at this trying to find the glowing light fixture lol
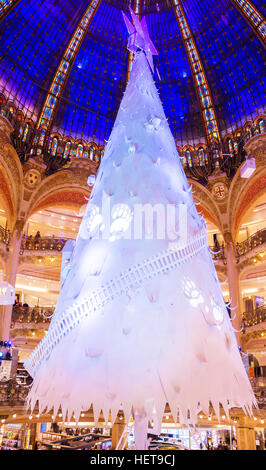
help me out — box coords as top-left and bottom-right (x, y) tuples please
(240, 157), (256, 178)
(15, 284), (48, 293)
(243, 288), (258, 294)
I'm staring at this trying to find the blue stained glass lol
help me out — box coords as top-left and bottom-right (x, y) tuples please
(0, 0), (264, 146)
(182, 0), (265, 129)
(0, 0), (90, 120)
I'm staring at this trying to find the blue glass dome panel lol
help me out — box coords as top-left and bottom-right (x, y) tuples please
(0, 0), (89, 119)
(54, 0), (128, 144)
(145, 7), (205, 144)
(0, 0), (264, 145)
(182, 0), (266, 129)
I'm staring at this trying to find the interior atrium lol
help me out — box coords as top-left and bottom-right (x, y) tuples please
(0, 0), (265, 452)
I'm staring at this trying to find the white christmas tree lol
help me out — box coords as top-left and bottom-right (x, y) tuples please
(25, 8), (256, 449)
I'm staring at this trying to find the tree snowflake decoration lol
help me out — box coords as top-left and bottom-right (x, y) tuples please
(211, 297), (225, 324)
(182, 277), (204, 307)
(79, 205), (103, 238)
(110, 203), (133, 241)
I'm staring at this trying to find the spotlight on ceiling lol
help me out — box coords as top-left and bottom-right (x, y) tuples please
(240, 157), (256, 178)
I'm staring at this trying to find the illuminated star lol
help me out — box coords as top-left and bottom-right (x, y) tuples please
(122, 6), (158, 72)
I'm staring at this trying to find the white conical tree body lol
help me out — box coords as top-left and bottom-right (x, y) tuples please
(25, 51), (256, 446)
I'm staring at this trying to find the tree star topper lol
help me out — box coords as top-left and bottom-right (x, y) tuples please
(122, 6), (158, 72)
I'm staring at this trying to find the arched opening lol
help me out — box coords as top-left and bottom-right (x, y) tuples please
(184, 148), (192, 167)
(258, 119), (265, 134)
(240, 263), (266, 376)
(236, 193), (266, 243)
(63, 140), (71, 158)
(0, 166), (14, 228)
(50, 136), (58, 156)
(17, 189), (90, 316)
(27, 189), (89, 240)
(233, 171), (266, 241)
(76, 143), (84, 158)
(227, 137), (233, 154)
(194, 200), (224, 248)
(198, 146), (207, 166)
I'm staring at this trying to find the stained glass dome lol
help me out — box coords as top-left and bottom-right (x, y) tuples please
(0, 0), (265, 148)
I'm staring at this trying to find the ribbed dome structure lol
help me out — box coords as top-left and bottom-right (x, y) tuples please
(0, 0), (265, 147)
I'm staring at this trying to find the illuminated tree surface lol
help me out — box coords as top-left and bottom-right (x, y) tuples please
(25, 8), (256, 450)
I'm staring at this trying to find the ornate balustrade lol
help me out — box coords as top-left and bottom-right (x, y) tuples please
(20, 236), (68, 253)
(0, 224), (10, 246)
(11, 306), (54, 325)
(236, 229), (266, 258)
(21, 234), (225, 262)
(0, 379), (31, 406)
(209, 244), (226, 261)
(242, 306), (266, 329)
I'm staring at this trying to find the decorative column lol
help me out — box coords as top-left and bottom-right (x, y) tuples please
(224, 231), (242, 345)
(236, 417), (256, 450)
(29, 422), (38, 449)
(0, 218), (25, 340)
(111, 416), (127, 450)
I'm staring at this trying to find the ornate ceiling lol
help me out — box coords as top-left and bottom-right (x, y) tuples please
(0, 0), (265, 146)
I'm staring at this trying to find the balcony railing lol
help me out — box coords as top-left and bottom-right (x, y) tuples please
(209, 244), (226, 261)
(12, 306), (55, 324)
(20, 236), (68, 253)
(21, 235), (227, 262)
(0, 379), (31, 406)
(0, 224), (10, 246)
(242, 306), (266, 329)
(236, 229), (266, 257)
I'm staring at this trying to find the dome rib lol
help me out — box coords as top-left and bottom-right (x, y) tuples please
(171, 0), (221, 145)
(36, 0), (102, 149)
(230, 0), (266, 47)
